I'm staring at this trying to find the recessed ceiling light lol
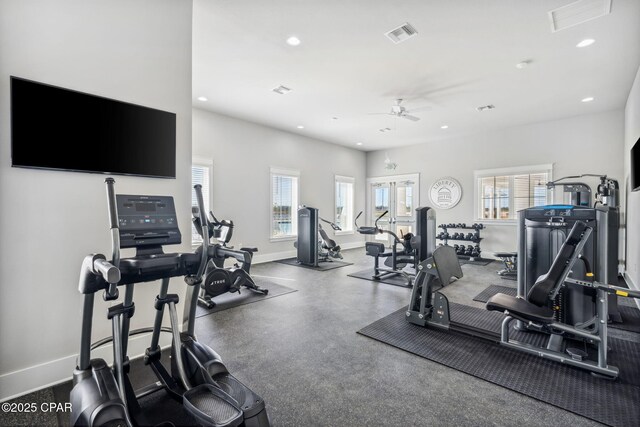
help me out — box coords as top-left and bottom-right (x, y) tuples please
(515, 60), (530, 69)
(441, 125), (449, 129)
(286, 36), (301, 46)
(576, 38), (595, 48)
(272, 85), (292, 95)
(356, 142), (363, 146)
(197, 96), (208, 101)
(581, 97), (594, 102)
(297, 125), (304, 129)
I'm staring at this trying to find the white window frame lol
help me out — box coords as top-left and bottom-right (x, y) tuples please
(334, 175), (355, 235)
(191, 157), (214, 247)
(473, 164), (553, 224)
(270, 167), (300, 242)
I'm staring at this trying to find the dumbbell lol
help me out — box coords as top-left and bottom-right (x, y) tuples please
(458, 247), (467, 255)
(453, 244), (459, 252)
(465, 233), (474, 240)
(476, 223), (484, 230)
(471, 247), (481, 257)
(461, 223), (466, 228)
(443, 232), (450, 239)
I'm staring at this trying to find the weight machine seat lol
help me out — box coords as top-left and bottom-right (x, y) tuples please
(486, 293), (555, 324)
(240, 247), (258, 253)
(486, 220), (589, 324)
(366, 242), (390, 257)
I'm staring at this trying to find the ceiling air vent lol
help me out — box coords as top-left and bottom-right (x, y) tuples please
(384, 23), (418, 44)
(476, 105), (496, 112)
(548, 0), (611, 33)
(272, 85), (291, 95)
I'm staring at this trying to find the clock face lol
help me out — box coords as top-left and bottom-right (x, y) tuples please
(429, 177), (462, 209)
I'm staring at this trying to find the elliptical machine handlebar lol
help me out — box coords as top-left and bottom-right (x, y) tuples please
(104, 178), (121, 300)
(193, 184), (209, 279)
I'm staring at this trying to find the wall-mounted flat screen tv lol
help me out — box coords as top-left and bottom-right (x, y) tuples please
(632, 136), (639, 192)
(11, 76), (176, 178)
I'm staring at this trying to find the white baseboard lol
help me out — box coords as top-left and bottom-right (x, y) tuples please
(253, 241), (364, 264)
(0, 332), (171, 402)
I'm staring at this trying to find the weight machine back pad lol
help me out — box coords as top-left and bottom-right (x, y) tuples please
(432, 245), (463, 286)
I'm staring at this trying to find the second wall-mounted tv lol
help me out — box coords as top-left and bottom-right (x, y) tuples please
(11, 76), (176, 178)
(632, 136), (640, 192)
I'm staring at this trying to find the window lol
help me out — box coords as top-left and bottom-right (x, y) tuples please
(192, 159), (213, 245)
(335, 176), (355, 233)
(475, 165), (552, 221)
(271, 168), (299, 239)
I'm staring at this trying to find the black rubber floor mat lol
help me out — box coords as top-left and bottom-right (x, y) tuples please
(473, 285), (640, 334)
(358, 307), (640, 427)
(617, 305), (640, 333)
(196, 281), (297, 318)
(275, 258), (353, 270)
(347, 269), (412, 288)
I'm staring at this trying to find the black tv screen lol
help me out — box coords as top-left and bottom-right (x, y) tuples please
(632, 137), (640, 192)
(11, 76), (176, 178)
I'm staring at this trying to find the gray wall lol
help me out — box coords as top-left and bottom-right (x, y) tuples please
(366, 110), (625, 257)
(192, 108), (366, 261)
(624, 65), (640, 291)
(0, 0), (193, 400)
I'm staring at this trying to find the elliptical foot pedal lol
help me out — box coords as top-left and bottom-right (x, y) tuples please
(183, 384), (243, 427)
(566, 347), (588, 361)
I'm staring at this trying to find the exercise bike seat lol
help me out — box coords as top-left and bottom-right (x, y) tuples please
(486, 293), (555, 324)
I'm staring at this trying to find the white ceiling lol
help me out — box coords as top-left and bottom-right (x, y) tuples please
(192, 0), (640, 151)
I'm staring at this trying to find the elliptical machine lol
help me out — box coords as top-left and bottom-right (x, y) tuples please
(192, 208), (268, 309)
(70, 179), (270, 427)
(355, 210), (415, 286)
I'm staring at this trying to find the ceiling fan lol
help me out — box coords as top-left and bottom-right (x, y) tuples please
(369, 99), (431, 122)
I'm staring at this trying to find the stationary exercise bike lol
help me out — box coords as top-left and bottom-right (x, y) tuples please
(355, 210), (415, 286)
(192, 208), (268, 309)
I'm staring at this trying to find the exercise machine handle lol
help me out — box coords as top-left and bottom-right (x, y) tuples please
(194, 184), (209, 278)
(104, 178), (121, 299)
(374, 210), (389, 229)
(93, 258), (121, 284)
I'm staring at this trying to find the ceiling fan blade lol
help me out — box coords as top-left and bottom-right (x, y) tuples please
(406, 105), (432, 113)
(402, 114), (420, 122)
(366, 112), (392, 115)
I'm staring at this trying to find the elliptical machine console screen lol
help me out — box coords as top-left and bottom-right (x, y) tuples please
(117, 194), (182, 248)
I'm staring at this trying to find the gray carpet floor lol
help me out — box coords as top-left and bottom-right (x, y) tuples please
(6, 248), (640, 426)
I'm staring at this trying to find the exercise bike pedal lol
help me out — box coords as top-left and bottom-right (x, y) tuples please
(183, 384), (243, 427)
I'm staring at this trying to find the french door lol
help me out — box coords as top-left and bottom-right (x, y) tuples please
(367, 174), (420, 247)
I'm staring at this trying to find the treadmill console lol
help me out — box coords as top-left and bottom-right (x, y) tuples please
(116, 195), (181, 248)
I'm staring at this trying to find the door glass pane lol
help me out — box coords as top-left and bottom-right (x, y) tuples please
(396, 183), (414, 217)
(373, 186), (390, 218)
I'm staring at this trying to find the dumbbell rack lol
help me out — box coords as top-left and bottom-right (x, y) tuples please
(436, 223), (489, 262)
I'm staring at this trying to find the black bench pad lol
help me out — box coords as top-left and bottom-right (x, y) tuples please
(486, 293), (555, 324)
